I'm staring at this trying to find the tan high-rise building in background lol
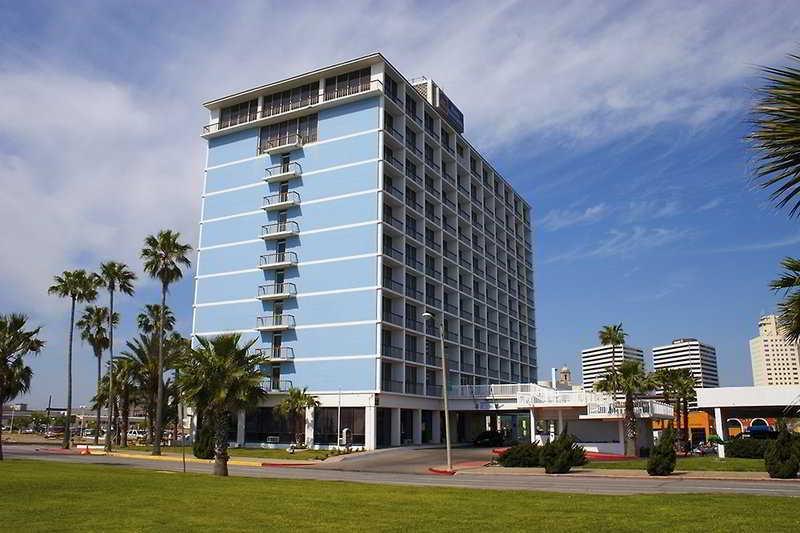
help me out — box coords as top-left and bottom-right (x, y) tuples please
(749, 315), (800, 386)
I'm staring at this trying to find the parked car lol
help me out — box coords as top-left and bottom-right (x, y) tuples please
(473, 430), (504, 447)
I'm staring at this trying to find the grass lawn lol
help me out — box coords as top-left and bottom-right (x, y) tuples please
(589, 456), (765, 472)
(117, 445), (339, 461)
(1, 459), (797, 532)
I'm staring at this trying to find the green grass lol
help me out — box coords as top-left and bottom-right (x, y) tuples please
(588, 456), (765, 472)
(1, 459), (797, 532)
(118, 445), (340, 461)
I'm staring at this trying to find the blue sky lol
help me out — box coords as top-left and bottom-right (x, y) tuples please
(2, 0), (799, 407)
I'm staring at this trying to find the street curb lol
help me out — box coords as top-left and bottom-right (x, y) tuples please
(454, 466), (800, 482)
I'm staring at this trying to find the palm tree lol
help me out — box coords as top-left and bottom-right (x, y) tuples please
(48, 269), (98, 448)
(76, 306), (118, 444)
(594, 359), (652, 457)
(120, 334), (162, 444)
(137, 304), (175, 334)
(98, 261), (136, 451)
(651, 368), (681, 430)
(598, 324), (626, 371)
(276, 387), (320, 446)
(178, 334), (268, 476)
(672, 369), (698, 449)
(770, 258), (800, 342)
(0, 314), (45, 460)
(141, 230), (191, 455)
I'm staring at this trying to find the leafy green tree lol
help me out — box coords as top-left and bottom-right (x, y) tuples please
(540, 430), (586, 474)
(647, 428), (677, 476)
(672, 369), (697, 447)
(141, 230), (191, 456)
(651, 368), (681, 432)
(178, 334), (268, 476)
(98, 261), (136, 451)
(77, 305), (118, 444)
(765, 426), (800, 479)
(275, 387), (320, 445)
(137, 304), (175, 334)
(598, 323), (626, 370)
(0, 314), (45, 459)
(48, 269), (98, 448)
(594, 359), (652, 456)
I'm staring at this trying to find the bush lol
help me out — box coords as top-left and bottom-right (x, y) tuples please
(540, 432), (586, 474)
(725, 438), (769, 459)
(497, 443), (540, 467)
(193, 422), (215, 460)
(647, 428), (677, 476)
(765, 428), (800, 479)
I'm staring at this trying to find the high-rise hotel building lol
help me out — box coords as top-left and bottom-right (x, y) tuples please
(193, 54), (536, 449)
(750, 315), (800, 386)
(580, 345), (644, 391)
(652, 338), (719, 389)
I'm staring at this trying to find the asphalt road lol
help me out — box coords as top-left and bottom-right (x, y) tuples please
(5, 445), (800, 497)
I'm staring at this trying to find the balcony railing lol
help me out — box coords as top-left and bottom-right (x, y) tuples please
(405, 349), (423, 363)
(203, 110), (259, 134)
(382, 310), (403, 327)
(254, 346), (295, 360)
(262, 378), (293, 392)
(444, 302), (458, 315)
(406, 143), (423, 159)
(382, 213), (404, 231)
(382, 277), (403, 293)
(384, 182), (404, 200)
(262, 93), (320, 118)
(324, 79), (378, 101)
(426, 384), (443, 397)
(405, 382), (424, 395)
(385, 153), (404, 171)
(261, 221), (300, 239)
(257, 133), (306, 155)
(381, 344), (404, 359)
(405, 256), (424, 272)
(383, 245), (403, 262)
(264, 162), (302, 183)
(405, 286), (423, 301)
(426, 354), (443, 367)
(382, 380), (404, 393)
(256, 315), (296, 331)
(405, 317), (424, 331)
(385, 126), (404, 142)
(257, 283), (297, 300)
(262, 191), (301, 210)
(258, 251), (298, 270)
(426, 295), (442, 308)
(461, 362), (474, 373)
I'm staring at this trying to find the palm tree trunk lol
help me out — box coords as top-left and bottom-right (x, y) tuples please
(105, 288), (115, 452)
(213, 413), (229, 476)
(63, 297), (76, 449)
(0, 398), (5, 460)
(172, 368), (180, 445)
(153, 284), (167, 456)
(683, 397), (690, 447)
(121, 391), (129, 448)
(95, 349), (101, 445)
(624, 393), (637, 457)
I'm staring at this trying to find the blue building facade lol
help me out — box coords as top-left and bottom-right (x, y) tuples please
(195, 54), (535, 449)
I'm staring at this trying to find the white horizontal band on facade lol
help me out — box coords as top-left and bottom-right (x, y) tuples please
(203, 158), (379, 198)
(197, 222), (378, 252)
(203, 129), (380, 172)
(193, 253), (379, 280)
(290, 354), (378, 362)
(192, 286), (379, 308)
(201, 210), (263, 224)
(193, 319), (378, 337)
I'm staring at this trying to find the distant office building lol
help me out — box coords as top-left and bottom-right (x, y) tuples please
(750, 315), (800, 386)
(580, 345), (644, 391)
(652, 338), (719, 388)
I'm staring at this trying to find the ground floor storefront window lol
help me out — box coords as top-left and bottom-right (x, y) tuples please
(244, 407), (292, 444)
(314, 407), (365, 446)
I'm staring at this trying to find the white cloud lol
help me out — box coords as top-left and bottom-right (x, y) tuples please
(542, 226), (690, 263)
(699, 198), (723, 211)
(539, 203), (609, 231)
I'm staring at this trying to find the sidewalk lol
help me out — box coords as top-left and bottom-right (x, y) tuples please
(448, 464), (798, 482)
(37, 447), (321, 467)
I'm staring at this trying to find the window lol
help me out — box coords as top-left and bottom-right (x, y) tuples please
(262, 82), (319, 117)
(219, 99), (258, 128)
(324, 68), (371, 100)
(385, 76), (399, 100)
(258, 114), (318, 152)
(314, 407), (365, 446)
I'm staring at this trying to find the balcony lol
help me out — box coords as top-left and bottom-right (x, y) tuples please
(261, 221), (300, 240)
(324, 79), (379, 102)
(257, 283), (297, 301)
(264, 162), (302, 183)
(258, 252), (298, 270)
(461, 362), (474, 373)
(426, 384), (443, 397)
(385, 126), (404, 143)
(405, 317), (423, 331)
(426, 295), (442, 308)
(405, 382), (424, 395)
(383, 245), (403, 263)
(256, 315), (296, 332)
(444, 302), (458, 315)
(258, 133), (305, 155)
(405, 349), (423, 363)
(382, 380), (404, 393)
(382, 213), (404, 232)
(385, 153), (404, 171)
(381, 344), (404, 359)
(426, 354), (443, 367)
(382, 310), (404, 327)
(382, 277), (403, 294)
(383, 182), (404, 200)
(405, 286), (423, 301)
(262, 378), (293, 392)
(254, 346), (295, 361)
(262, 191), (301, 211)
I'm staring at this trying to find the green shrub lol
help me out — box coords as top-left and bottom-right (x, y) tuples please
(647, 428), (677, 476)
(193, 422), (214, 460)
(765, 428), (800, 479)
(497, 443), (540, 467)
(725, 438), (769, 459)
(540, 432), (586, 474)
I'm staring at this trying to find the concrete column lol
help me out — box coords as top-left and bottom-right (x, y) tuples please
(390, 408), (401, 447)
(412, 409), (422, 445)
(557, 409), (564, 435)
(714, 407), (726, 458)
(529, 408), (537, 444)
(304, 406), (315, 448)
(431, 410), (442, 444)
(364, 405), (377, 450)
(236, 410), (245, 446)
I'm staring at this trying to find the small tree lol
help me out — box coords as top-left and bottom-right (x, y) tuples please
(647, 428), (677, 476)
(276, 387), (320, 446)
(497, 443), (540, 467)
(540, 431), (586, 474)
(765, 426), (800, 479)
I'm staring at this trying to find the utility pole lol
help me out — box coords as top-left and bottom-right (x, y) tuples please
(423, 312), (452, 472)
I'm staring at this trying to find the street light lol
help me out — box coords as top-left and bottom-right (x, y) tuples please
(422, 311), (452, 472)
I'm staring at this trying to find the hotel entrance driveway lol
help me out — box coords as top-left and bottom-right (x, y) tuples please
(310, 446), (495, 474)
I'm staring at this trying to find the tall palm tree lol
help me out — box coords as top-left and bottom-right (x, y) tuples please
(137, 304), (175, 334)
(178, 334), (268, 476)
(48, 269), (98, 448)
(594, 359), (652, 457)
(141, 230), (191, 455)
(76, 306), (118, 444)
(672, 369), (698, 448)
(598, 323), (626, 371)
(98, 261), (136, 451)
(120, 334), (162, 444)
(770, 258), (800, 342)
(92, 358), (136, 448)
(276, 387), (320, 446)
(0, 313), (45, 460)
(651, 368), (681, 430)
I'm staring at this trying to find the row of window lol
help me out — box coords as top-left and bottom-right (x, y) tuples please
(257, 115), (318, 153)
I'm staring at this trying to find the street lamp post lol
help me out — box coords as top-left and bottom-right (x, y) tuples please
(422, 312), (452, 472)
